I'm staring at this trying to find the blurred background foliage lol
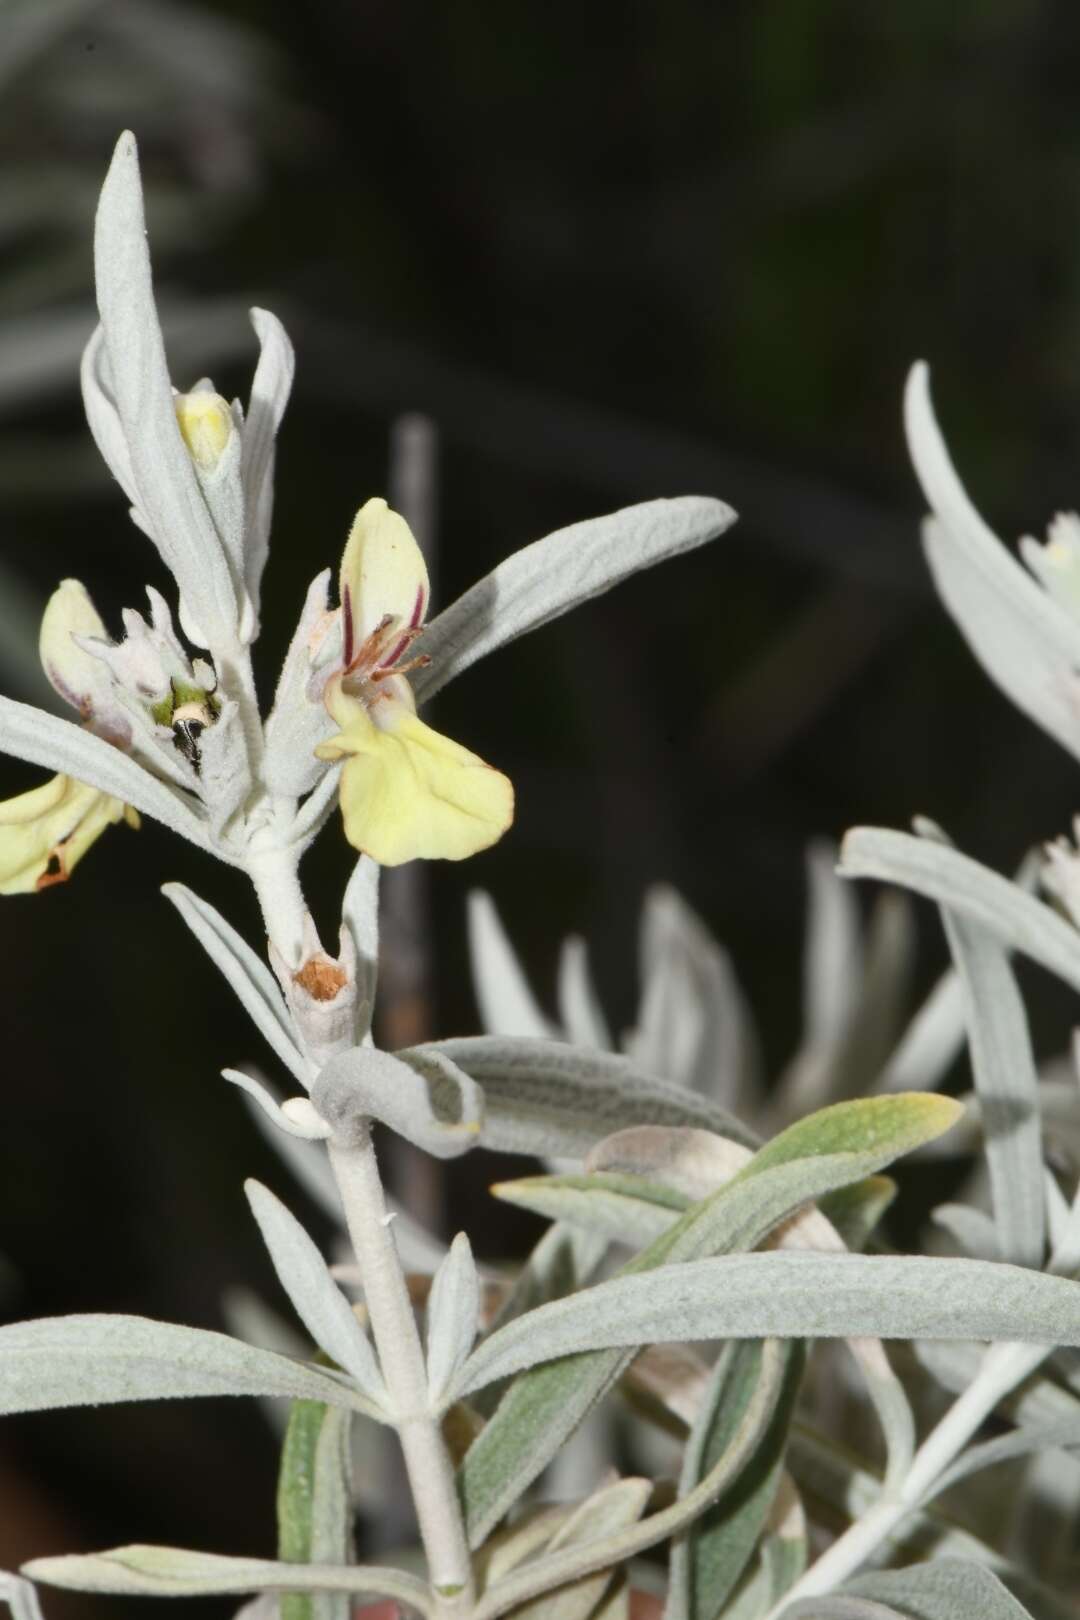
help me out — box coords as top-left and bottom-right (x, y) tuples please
(4, 0), (1080, 1610)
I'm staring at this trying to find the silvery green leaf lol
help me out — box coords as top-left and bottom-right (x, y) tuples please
(844, 1559), (1035, 1620)
(263, 571), (336, 800)
(162, 883), (309, 1085)
(758, 1474), (807, 1610)
(457, 1251), (1080, 1395)
(414, 497), (736, 702)
(90, 133), (239, 648)
(467, 891), (556, 1039)
(780, 1600), (906, 1619)
(667, 1340), (803, 1620)
(803, 839), (862, 1050)
(627, 885), (761, 1111)
(426, 1232), (480, 1403)
(557, 935), (612, 1051)
(0, 1575), (44, 1620)
(242, 308), (295, 614)
(0, 695), (215, 852)
(932, 1203), (1000, 1262)
(487, 1479), (652, 1620)
(925, 1414), (1080, 1504)
(24, 1549), (430, 1610)
(839, 827), (1080, 993)
(0, 1313), (371, 1414)
(938, 903), (1045, 1267)
(914, 818), (1042, 1259)
(415, 1036), (758, 1158)
(491, 1171), (682, 1249)
(245, 1181), (387, 1409)
(312, 1045), (482, 1159)
(874, 968), (965, 1093)
(342, 855), (379, 1015)
(906, 361), (1080, 762)
(277, 1400), (353, 1620)
(473, 1344), (787, 1620)
(459, 1095), (952, 1541)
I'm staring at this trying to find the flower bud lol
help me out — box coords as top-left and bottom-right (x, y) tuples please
(174, 390), (233, 472)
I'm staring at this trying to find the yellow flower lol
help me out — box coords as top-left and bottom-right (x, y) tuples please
(0, 580), (138, 894)
(0, 773), (138, 895)
(316, 498), (514, 866)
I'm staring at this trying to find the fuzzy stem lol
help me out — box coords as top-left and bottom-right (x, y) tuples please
(246, 836), (309, 968)
(768, 1339), (1048, 1611)
(329, 1128), (473, 1605)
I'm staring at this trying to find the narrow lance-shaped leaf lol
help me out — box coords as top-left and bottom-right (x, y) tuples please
(277, 1397), (353, 1620)
(839, 827), (1080, 997)
(426, 1232), (481, 1404)
(457, 1251), (1080, 1395)
(245, 1182), (386, 1409)
(843, 1558), (1036, 1620)
(24, 1548), (431, 1611)
(468, 891), (556, 1039)
(0, 1314), (375, 1416)
(163, 883), (310, 1085)
(414, 497), (737, 703)
(667, 1340), (804, 1620)
(938, 899), (1045, 1267)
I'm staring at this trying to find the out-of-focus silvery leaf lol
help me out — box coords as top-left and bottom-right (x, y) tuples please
(162, 882), (309, 1085)
(491, 1171), (684, 1250)
(276, 1399), (353, 1620)
(938, 898), (1045, 1268)
(931, 1204), (1000, 1262)
(456, 1252), (1080, 1396)
(873, 968), (965, 1094)
(925, 1414), (1080, 1504)
(467, 891), (556, 1039)
(0, 1573), (44, 1620)
(312, 1046), (482, 1159)
(473, 1344), (787, 1620)
(245, 1181), (387, 1410)
(23, 1548), (430, 1610)
(426, 1233), (480, 1404)
(414, 497), (737, 704)
(844, 1558), (1035, 1619)
(839, 827), (1080, 993)
(484, 1478), (652, 1620)
(0, 695), (214, 851)
(667, 1339), (802, 1620)
(0, 1314), (370, 1415)
(627, 885), (761, 1113)
(906, 360), (1080, 765)
(412, 1036), (758, 1158)
(459, 1095), (954, 1542)
(557, 936), (612, 1051)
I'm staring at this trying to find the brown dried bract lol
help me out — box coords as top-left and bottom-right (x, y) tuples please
(294, 954), (348, 1002)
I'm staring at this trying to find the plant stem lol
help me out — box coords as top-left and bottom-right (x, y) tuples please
(329, 1127), (473, 1606)
(768, 1340), (1047, 1612)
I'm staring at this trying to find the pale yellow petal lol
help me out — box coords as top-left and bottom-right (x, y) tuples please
(0, 773), (132, 894)
(39, 579), (109, 716)
(339, 497), (429, 662)
(322, 702), (513, 866)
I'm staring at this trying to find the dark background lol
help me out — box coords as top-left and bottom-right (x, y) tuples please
(3, 0), (1080, 1612)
